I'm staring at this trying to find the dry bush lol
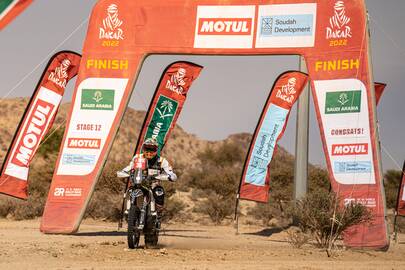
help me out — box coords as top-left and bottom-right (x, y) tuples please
(0, 197), (15, 218)
(194, 193), (234, 224)
(286, 227), (310, 248)
(293, 191), (372, 255)
(247, 200), (282, 226)
(162, 196), (186, 222)
(383, 169), (402, 209)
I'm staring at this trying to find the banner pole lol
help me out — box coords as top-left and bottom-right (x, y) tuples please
(293, 57), (309, 208)
(366, 12), (390, 247)
(234, 194), (240, 235)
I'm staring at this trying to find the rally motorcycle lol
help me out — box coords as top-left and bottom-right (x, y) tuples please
(117, 156), (168, 249)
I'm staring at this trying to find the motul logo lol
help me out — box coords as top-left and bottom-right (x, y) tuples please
(331, 143), (368, 156)
(67, 138), (101, 149)
(11, 100), (54, 167)
(198, 18), (252, 35)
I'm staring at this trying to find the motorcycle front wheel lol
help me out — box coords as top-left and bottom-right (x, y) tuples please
(127, 205), (140, 249)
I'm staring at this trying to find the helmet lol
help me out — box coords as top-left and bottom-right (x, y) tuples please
(142, 138), (158, 159)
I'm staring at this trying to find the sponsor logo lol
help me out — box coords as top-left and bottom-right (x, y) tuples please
(145, 96), (179, 151)
(331, 143), (368, 156)
(11, 100), (54, 167)
(48, 59), (71, 89)
(86, 59), (128, 70)
(325, 90), (361, 114)
(326, 1), (352, 46)
(344, 197), (376, 208)
(315, 58), (359, 72)
(334, 161), (372, 174)
(260, 14), (313, 37)
(81, 89), (115, 110)
(198, 18), (252, 35)
(99, 4), (124, 40)
(67, 138), (101, 149)
(76, 123), (102, 131)
(255, 4), (316, 48)
(276, 77), (297, 104)
(330, 128), (364, 136)
(166, 68), (186, 94)
(53, 187), (82, 197)
(194, 6), (255, 49)
(62, 154), (96, 166)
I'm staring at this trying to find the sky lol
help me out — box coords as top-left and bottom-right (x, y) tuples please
(0, 0), (404, 171)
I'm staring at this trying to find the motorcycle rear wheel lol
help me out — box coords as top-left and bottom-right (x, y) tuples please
(127, 205), (140, 249)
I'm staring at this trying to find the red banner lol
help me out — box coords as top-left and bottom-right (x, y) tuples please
(0, 0), (32, 30)
(38, 0), (388, 249)
(0, 51), (81, 199)
(239, 71), (308, 202)
(375, 82), (386, 105)
(396, 161), (405, 216)
(134, 61), (203, 155)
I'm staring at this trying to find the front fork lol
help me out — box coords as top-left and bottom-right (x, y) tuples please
(129, 188), (156, 230)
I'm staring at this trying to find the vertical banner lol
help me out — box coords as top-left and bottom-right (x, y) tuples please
(239, 71), (308, 202)
(134, 62), (203, 155)
(375, 82), (386, 106)
(0, 0), (33, 30)
(396, 160), (405, 216)
(0, 51), (81, 199)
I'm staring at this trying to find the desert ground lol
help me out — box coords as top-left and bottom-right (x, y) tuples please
(0, 219), (405, 270)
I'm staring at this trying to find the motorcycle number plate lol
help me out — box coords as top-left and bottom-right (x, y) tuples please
(133, 157), (146, 170)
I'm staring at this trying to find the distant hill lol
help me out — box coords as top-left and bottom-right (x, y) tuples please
(0, 98), (294, 169)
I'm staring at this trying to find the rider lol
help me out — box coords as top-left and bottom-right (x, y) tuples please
(123, 138), (177, 217)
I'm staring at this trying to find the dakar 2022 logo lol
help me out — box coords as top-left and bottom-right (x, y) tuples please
(326, 1), (352, 47)
(99, 4), (124, 46)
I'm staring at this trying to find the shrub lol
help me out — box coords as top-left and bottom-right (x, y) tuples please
(383, 169), (402, 209)
(293, 191), (372, 256)
(163, 196), (186, 222)
(286, 227), (310, 248)
(194, 193), (234, 224)
(247, 200), (282, 226)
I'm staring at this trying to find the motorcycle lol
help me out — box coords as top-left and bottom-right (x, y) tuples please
(117, 155), (169, 249)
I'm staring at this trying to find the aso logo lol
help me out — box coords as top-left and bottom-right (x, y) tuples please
(166, 68), (186, 94)
(99, 4), (124, 40)
(276, 77), (297, 104)
(331, 143), (368, 156)
(54, 187), (65, 197)
(11, 100), (54, 167)
(326, 1), (352, 40)
(48, 59), (71, 89)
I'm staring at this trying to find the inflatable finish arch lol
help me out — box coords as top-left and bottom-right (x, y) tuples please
(41, 0), (388, 249)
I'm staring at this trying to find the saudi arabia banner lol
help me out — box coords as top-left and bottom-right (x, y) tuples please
(396, 161), (405, 216)
(0, 0), (32, 30)
(134, 61), (203, 155)
(0, 51), (81, 199)
(239, 71), (308, 203)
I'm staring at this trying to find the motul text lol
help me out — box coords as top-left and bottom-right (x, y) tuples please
(331, 143), (368, 156)
(198, 18), (252, 35)
(11, 100), (54, 167)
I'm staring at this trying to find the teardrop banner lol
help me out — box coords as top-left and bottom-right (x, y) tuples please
(40, 0), (389, 249)
(375, 82), (386, 105)
(0, 51), (81, 199)
(239, 71), (308, 203)
(134, 61), (203, 155)
(0, 0), (33, 30)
